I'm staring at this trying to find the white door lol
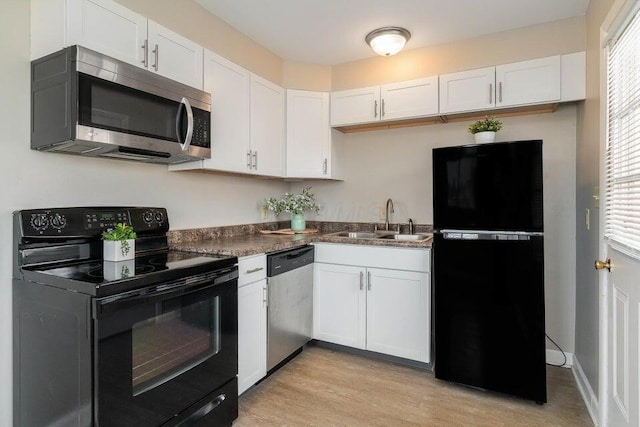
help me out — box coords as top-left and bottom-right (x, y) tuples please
(380, 76), (439, 121)
(313, 263), (366, 349)
(365, 268), (430, 362)
(286, 90), (330, 178)
(250, 74), (285, 177)
(237, 278), (267, 395)
(600, 6), (640, 426)
(66, 0), (147, 68)
(330, 86), (380, 126)
(439, 66), (495, 114)
(147, 20), (204, 89)
(202, 50), (251, 173)
(495, 56), (561, 107)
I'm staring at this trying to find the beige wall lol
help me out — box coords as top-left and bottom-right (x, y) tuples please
(332, 16), (586, 91)
(116, 0), (284, 85)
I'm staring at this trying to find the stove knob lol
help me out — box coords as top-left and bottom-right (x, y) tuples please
(143, 211), (153, 223)
(31, 214), (49, 230)
(154, 212), (164, 223)
(51, 214), (67, 229)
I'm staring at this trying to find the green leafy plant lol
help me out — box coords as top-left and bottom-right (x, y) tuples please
(102, 223), (137, 257)
(468, 116), (503, 134)
(265, 187), (320, 216)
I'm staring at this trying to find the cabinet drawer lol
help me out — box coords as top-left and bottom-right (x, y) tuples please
(314, 243), (430, 273)
(238, 254), (267, 287)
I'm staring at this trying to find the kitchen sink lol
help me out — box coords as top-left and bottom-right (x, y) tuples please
(379, 233), (432, 241)
(331, 231), (379, 239)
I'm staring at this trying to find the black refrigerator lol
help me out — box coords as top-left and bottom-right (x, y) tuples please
(432, 139), (546, 403)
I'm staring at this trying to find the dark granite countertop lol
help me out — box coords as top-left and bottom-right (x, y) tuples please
(169, 221), (432, 258)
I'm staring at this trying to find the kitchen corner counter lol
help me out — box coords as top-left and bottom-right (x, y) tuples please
(169, 221), (432, 258)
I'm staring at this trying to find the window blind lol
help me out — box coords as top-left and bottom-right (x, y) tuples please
(605, 6), (640, 254)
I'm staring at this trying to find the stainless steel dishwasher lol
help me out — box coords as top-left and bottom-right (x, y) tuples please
(266, 245), (314, 372)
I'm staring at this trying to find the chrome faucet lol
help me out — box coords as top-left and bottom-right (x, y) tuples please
(408, 218), (414, 235)
(385, 198), (394, 231)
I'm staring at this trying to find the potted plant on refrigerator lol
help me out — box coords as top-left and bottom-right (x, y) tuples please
(264, 187), (320, 232)
(102, 223), (137, 261)
(468, 116), (503, 143)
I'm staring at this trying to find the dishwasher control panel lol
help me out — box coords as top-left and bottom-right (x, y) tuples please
(267, 245), (314, 277)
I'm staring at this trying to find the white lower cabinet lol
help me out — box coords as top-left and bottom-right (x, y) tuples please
(237, 254), (267, 395)
(313, 244), (430, 363)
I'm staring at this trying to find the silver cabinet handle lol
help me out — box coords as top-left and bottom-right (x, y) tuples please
(359, 271), (364, 290)
(374, 100), (378, 118)
(152, 44), (159, 71)
(489, 83), (493, 104)
(141, 39), (148, 67)
(263, 284), (268, 306)
(323, 158), (328, 175)
(498, 82), (503, 103)
(381, 99), (385, 117)
(176, 97), (193, 151)
(247, 150), (252, 169)
(367, 271), (371, 290)
(253, 151), (258, 170)
(246, 267), (264, 274)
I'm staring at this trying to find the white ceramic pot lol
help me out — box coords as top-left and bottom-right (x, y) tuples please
(474, 131), (496, 144)
(103, 239), (135, 261)
(103, 260), (136, 281)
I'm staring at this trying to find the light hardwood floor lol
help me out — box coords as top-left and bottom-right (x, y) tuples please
(235, 345), (592, 426)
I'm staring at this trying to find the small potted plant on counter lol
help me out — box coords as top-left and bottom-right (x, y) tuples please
(468, 116), (503, 143)
(265, 187), (320, 232)
(102, 223), (137, 261)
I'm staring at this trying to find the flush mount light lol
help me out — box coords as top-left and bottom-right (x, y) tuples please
(365, 26), (411, 56)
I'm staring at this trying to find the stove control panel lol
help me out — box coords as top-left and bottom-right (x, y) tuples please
(18, 207), (169, 238)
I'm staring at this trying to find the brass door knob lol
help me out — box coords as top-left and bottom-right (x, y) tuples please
(595, 259), (612, 272)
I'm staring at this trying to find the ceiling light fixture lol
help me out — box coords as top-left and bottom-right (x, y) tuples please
(365, 26), (411, 57)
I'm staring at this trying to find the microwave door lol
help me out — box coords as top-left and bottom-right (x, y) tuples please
(176, 97), (194, 151)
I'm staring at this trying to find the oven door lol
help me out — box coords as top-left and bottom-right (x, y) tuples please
(94, 269), (237, 426)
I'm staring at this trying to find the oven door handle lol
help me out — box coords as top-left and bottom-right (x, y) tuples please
(95, 268), (237, 317)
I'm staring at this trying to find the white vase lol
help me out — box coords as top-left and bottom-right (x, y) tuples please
(474, 131), (496, 144)
(103, 239), (135, 261)
(103, 260), (136, 281)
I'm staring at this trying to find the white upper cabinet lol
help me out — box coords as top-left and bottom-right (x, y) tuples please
(33, 0), (204, 89)
(495, 56), (560, 108)
(65, 0), (147, 67)
(380, 76), (439, 121)
(439, 66), (496, 114)
(330, 78), (439, 127)
(286, 90), (331, 178)
(250, 74), (285, 177)
(330, 86), (380, 126)
(147, 20), (203, 89)
(561, 51), (586, 102)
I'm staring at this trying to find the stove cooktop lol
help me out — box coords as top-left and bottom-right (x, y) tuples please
(22, 250), (238, 297)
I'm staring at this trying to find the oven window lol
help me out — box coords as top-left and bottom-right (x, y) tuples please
(131, 296), (220, 396)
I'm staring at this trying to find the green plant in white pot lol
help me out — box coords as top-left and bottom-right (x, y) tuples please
(102, 223), (137, 261)
(265, 187), (320, 231)
(468, 116), (503, 144)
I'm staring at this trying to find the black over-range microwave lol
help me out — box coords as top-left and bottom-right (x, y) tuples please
(31, 45), (211, 164)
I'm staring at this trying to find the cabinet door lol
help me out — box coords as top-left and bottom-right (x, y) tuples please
(286, 90), (330, 178)
(313, 263), (366, 349)
(66, 0), (147, 68)
(380, 76), (439, 121)
(147, 20), (204, 89)
(237, 279), (267, 395)
(496, 56), (560, 107)
(250, 74), (285, 177)
(439, 67), (495, 114)
(202, 50), (251, 173)
(366, 268), (430, 363)
(330, 87), (380, 126)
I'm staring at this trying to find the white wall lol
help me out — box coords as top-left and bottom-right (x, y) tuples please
(0, 2), (288, 425)
(292, 105), (578, 355)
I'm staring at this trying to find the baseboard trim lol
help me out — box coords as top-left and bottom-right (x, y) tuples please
(546, 349), (574, 367)
(572, 356), (599, 426)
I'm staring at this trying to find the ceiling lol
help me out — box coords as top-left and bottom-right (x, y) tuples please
(194, 0), (590, 65)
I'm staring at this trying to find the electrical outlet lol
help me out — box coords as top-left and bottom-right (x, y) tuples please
(261, 205), (269, 220)
(379, 208), (386, 220)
